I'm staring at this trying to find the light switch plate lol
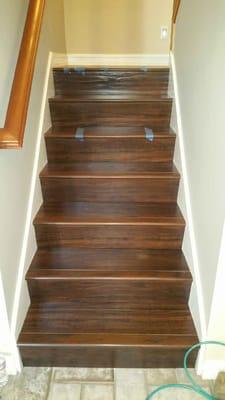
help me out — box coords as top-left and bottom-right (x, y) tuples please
(214, 372), (225, 399)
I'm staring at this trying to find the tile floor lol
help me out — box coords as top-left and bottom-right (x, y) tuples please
(0, 367), (213, 400)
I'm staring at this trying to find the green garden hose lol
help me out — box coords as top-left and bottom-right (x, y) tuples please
(145, 341), (225, 399)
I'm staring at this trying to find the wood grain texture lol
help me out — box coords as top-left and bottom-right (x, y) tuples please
(40, 162), (180, 203)
(0, 0), (45, 148)
(28, 248), (191, 272)
(46, 126), (175, 137)
(35, 224), (184, 249)
(27, 277), (192, 311)
(19, 306), (197, 335)
(45, 127), (176, 163)
(34, 202), (185, 249)
(53, 67), (170, 97)
(34, 202), (185, 223)
(18, 306), (197, 367)
(19, 343), (197, 368)
(49, 98), (172, 129)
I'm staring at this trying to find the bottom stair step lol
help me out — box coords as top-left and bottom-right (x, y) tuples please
(18, 305), (198, 368)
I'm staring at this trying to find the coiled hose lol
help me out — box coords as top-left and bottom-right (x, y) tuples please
(145, 341), (225, 399)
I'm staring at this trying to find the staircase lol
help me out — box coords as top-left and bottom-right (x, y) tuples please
(18, 67), (198, 367)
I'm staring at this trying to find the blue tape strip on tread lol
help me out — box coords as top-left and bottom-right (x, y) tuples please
(74, 67), (86, 76)
(75, 127), (84, 141)
(63, 67), (70, 74)
(145, 127), (154, 142)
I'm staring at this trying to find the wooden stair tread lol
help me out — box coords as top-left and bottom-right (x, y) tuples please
(50, 94), (172, 102)
(27, 248), (191, 280)
(19, 333), (198, 348)
(40, 161), (179, 178)
(19, 306), (197, 367)
(27, 269), (191, 280)
(19, 305), (197, 338)
(34, 202), (185, 225)
(29, 248), (189, 271)
(45, 126), (176, 138)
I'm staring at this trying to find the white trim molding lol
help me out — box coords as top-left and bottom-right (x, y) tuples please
(52, 53), (69, 66)
(169, 52), (207, 374)
(9, 52), (53, 373)
(53, 53), (169, 67)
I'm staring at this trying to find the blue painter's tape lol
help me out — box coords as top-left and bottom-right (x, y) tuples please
(75, 127), (84, 141)
(74, 67), (86, 76)
(145, 127), (154, 142)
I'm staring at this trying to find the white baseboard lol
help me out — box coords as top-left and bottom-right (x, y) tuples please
(53, 53), (169, 67)
(52, 53), (69, 66)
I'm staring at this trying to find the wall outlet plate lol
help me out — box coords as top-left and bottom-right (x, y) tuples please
(214, 372), (225, 399)
(160, 26), (168, 40)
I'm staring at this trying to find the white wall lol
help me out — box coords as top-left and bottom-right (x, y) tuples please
(202, 221), (225, 378)
(168, 67), (205, 339)
(174, 0), (225, 327)
(0, 0), (66, 372)
(173, 0), (225, 377)
(64, 0), (173, 55)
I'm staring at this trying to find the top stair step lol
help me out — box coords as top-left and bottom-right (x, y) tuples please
(53, 67), (170, 97)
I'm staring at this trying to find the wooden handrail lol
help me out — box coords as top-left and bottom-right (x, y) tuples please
(170, 0), (181, 49)
(172, 0), (181, 24)
(0, 0), (45, 149)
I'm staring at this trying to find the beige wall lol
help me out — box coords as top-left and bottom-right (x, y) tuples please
(0, 0), (66, 335)
(64, 0), (173, 54)
(174, 0), (225, 325)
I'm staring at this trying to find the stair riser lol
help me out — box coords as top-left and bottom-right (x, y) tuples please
(27, 279), (191, 310)
(49, 100), (172, 129)
(46, 137), (176, 163)
(53, 68), (169, 97)
(40, 177), (179, 203)
(35, 224), (184, 249)
(19, 346), (197, 368)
